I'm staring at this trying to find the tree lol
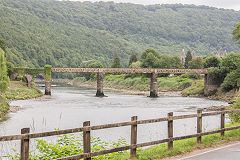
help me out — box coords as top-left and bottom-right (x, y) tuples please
(141, 48), (161, 60)
(141, 49), (160, 68)
(128, 53), (138, 67)
(184, 51), (192, 68)
(141, 52), (159, 68)
(203, 56), (221, 68)
(220, 53), (240, 73)
(129, 61), (141, 68)
(0, 49), (9, 93)
(6, 61), (14, 77)
(0, 48), (10, 117)
(88, 61), (103, 68)
(88, 61), (104, 80)
(233, 23), (240, 46)
(0, 36), (6, 52)
(112, 54), (122, 68)
(188, 57), (203, 69)
(221, 68), (240, 91)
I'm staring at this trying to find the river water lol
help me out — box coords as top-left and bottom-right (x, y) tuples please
(0, 86), (229, 157)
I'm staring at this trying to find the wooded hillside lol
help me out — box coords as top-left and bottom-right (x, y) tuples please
(0, 0), (239, 67)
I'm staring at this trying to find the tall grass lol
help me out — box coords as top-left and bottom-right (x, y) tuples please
(137, 122), (240, 160)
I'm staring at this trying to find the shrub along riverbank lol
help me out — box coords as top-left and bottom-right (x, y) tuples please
(5, 81), (42, 100)
(0, 81), (42, 120)
(72, 74), (204, 96)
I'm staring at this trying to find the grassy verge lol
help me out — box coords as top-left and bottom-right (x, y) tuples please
(181, 80), (204, 97)
(104, 75), (194, 91)
(73, 74), (196, 93)
(136, 122), (240, 160)
(5, 81), (42, 100)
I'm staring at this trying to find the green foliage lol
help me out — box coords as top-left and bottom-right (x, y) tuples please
(188, 57), (203, 69)
(44, 65), (52, 81)
(87, 61), (104, 79)
(180, 74), (200, 79)
(128, 53), (138, 67)
(208, 67), (227, 85)
(112, 54), (122, 68)
(137, 123), (240, 160)
(203, 56), (221, 68)
(184, 51), (192, 68)
(129, 61), (141, 68)
(221, 68), (240, 91)
(0, 49), (9, 93)
(141, 49), (183, 69)
(141, 51), (159, 68)
(88, 61), (104, 68)
(233, 23), (240, 46)
(0, 36), (7, 52)
(15, 75), (28, 83)
(0, 94), (9, 118)
(6, 61), (14, 77)
(181, 80), (204, 96)
(103, 74), (193, 91)
(8, 133), (128, 160)
(220, 53), (240, 73)
(229, 93), (240, 122)
(1, 0), (239, 69)
(5, 81), (42, 100)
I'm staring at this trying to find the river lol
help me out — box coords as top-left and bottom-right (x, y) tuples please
(0, 86), (229, 157)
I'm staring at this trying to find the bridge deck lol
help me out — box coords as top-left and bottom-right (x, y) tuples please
(52, 68), (208, 74)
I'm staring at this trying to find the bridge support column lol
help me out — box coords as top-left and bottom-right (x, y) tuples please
(204, 74), (219, 96)
(96, 72), (105, 97)
(150, 73), (158, 97)
(44, 65), (52, 95)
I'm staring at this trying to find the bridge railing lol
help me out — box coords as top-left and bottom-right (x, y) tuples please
(1, 108), (239, 160)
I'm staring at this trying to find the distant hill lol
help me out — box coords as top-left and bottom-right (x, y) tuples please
(0, 0), (239, 67)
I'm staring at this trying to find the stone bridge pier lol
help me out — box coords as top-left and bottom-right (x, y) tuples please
(96, 72), (105, 97)
(150, 73), (158, 97)
(204, 74), (219, 96)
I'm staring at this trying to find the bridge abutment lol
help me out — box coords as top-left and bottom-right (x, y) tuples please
(150, 73), (158, 97)
(204, 74), (219, 96)
(96, 72), (105, 97)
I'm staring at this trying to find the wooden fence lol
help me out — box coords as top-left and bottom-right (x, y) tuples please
(1, 109), (240, 160)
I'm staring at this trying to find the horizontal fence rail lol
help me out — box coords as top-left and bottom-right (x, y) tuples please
(51, 68), (209, 74)
(1, 109), (240, 160)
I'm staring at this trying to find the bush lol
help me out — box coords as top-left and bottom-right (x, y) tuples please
(181, 80), (204, 96)
(6, 61), (15, 77)
(229, 94), (240, 122)
(15, 75), (28, 83)
(180, 74), (200, 80)
(73, 77), (87, 82)
(8, 134), (128, 160)
(221, 69), (240, 91)
(220, 53), (240, 73)
(203, 56), (221, 68)
(208, 67), (227, 85)
(0, 95), (9, 118)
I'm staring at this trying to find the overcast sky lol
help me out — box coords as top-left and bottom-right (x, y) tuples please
(69, 0), (240, 11)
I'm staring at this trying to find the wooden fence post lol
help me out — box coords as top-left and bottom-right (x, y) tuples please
(20, 128), (30, 160)
(168, 112), (173, 150)
(130, 116), (138, 159)
(197, 109), (202, 144)
(83, 121), (91, 160)
(221, 108), (225, 136)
